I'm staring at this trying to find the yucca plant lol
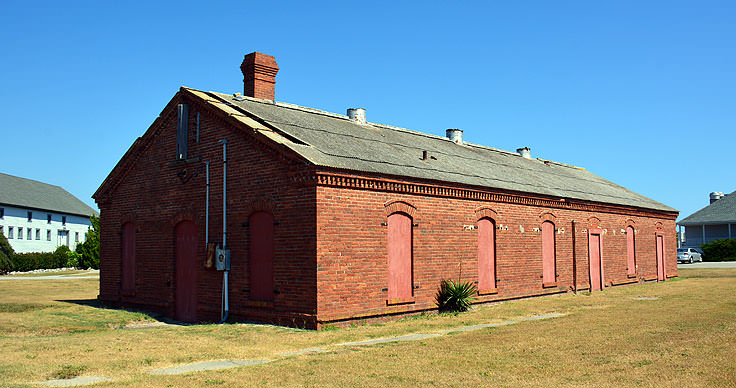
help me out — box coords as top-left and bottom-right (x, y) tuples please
(435, 279), (477, 313)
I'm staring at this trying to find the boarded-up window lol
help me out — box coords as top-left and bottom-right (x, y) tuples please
(626, 226), (636, 276)
(542, 221), (556, 286)
(249, 211), (274, 301)
(477, 218), (496, 291)
(387, 212), (412, 302)
(121, 222), (136, 293)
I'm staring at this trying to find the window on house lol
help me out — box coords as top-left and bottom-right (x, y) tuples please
(18, 227), (23, 240)
(27, 211), (32, 222)
(75, 232), (79, 242)
(121, 222), (136, 293)
(36, 229), (40, 240)
(27, 228), (32, 240)
(62, 216), (66, 226)
(541, 221), (557, 287)
(249, 211), (274, 301)
(387, 212), (413, 303)
(8, 227), (14, 239)
(0, 226), (3, 236)
(626, 226), (636, 276)
(47, 214), (52, 224)
(477, 217), (497, 292)
(47, 230), (51, 241)
(0, 208), (4, 219)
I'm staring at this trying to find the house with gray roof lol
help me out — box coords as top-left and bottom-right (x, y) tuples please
(678, 191), (736, 248)
(0, 172), (98, 253)
(94, 52), (678, 327)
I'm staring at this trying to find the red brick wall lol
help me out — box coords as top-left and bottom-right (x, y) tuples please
(315, 182), (677, 325)
(98, 92), (677, 330)
(97, 93), (317, 327)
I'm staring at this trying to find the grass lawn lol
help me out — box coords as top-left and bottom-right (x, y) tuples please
(0, 268), (735, 387)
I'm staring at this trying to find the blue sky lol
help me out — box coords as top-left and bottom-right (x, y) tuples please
(1, 1), (733, 220)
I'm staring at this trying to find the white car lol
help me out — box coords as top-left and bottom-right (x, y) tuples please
(677, 248), (703, 263)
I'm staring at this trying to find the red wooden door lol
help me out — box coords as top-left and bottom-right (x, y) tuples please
(387, 213), (412, 301)
(541, 221), (556, 286)
(589, 231), (603, 291)
(626, 226), (636, 276)
(121, 222), (136, 293)
(249, 211), (274, 301)
(656, 234), (665, 281)
(175, 221), (198, 322)
(477, 218), (496, 291)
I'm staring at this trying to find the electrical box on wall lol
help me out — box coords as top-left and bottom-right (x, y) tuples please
(215, 247), (231, 271)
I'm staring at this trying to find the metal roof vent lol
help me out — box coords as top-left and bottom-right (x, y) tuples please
(710, 192), (725, 204)
(517, 147), (532, 159)
(347, 108), (366, 125)
(446, 129), (463, 145)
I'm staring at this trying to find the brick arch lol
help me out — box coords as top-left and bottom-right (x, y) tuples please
(121, 213), (141, 232)
(170, 209), (196, 227)
(475, 206), (499, 222)
(384, 200), (416, 218)
(625, 218), (637, 231)
(655, 221), (663, 231)
(538, 211), (556, 223)
(244, 196), (278, 216)
(587, 216), (601, 228)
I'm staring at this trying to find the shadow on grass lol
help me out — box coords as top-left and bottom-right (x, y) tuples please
(55, 298), (100, 307)
(53, 298), (193, 327)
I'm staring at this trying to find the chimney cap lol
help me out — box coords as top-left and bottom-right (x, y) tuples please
(517, 147), (532, 159)
(446, 128), (463, 145)
(347, 108), (367, 125)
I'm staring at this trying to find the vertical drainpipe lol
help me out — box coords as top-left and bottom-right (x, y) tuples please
(571, 220), (577, 294)
(219, 139), (229, 323)
(702, 225), (706, 246)
(205, 161), (210, 246)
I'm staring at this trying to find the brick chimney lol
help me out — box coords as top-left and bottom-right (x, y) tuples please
(240, 52), (279, 100)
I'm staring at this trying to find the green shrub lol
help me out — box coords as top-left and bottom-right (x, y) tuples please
(66, 251), (81, 268)
(10, 246), (72, 272)
(0, 231), (14, 273)
(700, 238), (736, 262)
(435, 279), (477, 313)
(75, 216), (99, 269)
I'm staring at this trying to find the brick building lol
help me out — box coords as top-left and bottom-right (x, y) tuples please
(95, 52), (678, 328)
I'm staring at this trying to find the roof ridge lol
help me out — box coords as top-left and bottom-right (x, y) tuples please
(201, 88), (583, 170)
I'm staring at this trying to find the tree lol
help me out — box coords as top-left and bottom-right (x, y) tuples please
(75, 216), (100, 269)
(0, 230), (14, 273)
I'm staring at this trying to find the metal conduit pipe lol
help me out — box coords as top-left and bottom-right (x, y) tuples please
(219, 139), (229, 324)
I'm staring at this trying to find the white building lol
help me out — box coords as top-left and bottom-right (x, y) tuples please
(0, 173), (98, 253)
(678, 191), (736, 248)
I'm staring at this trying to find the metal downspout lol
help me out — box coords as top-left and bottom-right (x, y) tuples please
(219, 140), (229, 324)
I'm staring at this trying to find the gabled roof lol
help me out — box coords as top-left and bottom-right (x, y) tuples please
(0, 172), (98, 217)
(678, 191), (736, 225)
(184, 87), (675, 213)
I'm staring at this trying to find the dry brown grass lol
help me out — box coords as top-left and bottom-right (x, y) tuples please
(1, 268), (734, 387)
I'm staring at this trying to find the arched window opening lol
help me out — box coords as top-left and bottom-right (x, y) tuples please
(477, 217), (497, 293)
(121, 222), (136, 293)
(387, 212), (413, 303)
(541, 221), (556, 287)
(626, 226), (636, 277)
(249, 211), (274, 302)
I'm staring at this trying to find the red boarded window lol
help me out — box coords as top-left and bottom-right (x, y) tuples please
(249, 211), (274, 301)
(387, 212), (413, 303)
(477, 218), (496, 292)
(542, 221), (556, 286)
(121, 222), (136, 293)
(626, 226), (636, 276)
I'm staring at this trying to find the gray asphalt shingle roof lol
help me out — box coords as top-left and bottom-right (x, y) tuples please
(0, 173), (98, 217)
(191, 88), (675, 213)
(678, 191), (736, 225)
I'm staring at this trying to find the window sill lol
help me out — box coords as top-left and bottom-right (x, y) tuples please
(542, 282), (558, 289)
(386, 297), (415, 306)
(478, 288), (498, 295)
(246, 300), (274, 308)
(627, 274), (637, 279)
